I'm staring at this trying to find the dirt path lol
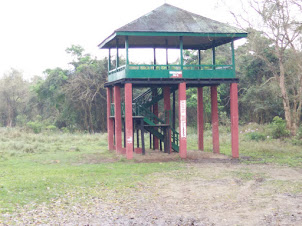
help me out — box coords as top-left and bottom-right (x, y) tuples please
(2, 152), (302, 225)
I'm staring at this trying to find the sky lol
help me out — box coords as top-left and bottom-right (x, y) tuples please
(0, 0), (245, 80)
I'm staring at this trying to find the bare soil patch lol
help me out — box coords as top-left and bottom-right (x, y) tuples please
(2, 151), (302, 225)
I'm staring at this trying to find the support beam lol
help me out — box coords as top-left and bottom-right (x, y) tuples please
(230, 83), (239, 158)
(164, 87), (172, 153)
(198, 49), (201, 69)
(153, 47), (156, 70)
(116, 38), (119, 69)
(178, 82), (187, 158)
(106, 88), (114, 150)
(166, 39), (169, 69)
(231, 40), (235, 73)
(125, 83), (133, 159)
(212, 45), (216, 70)
(172, 90), (176, 130)
(152, 89), (159, 150)
(211, 86), (220, 154)
(197, 87), (204, 151)
(114, 86), (122, 154)
(180, 36), (183, 70)
(125, 36), (129, 66)
(108, 49), (111, 72)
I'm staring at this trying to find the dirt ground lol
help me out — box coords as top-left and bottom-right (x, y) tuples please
(2, 150), (302, 225)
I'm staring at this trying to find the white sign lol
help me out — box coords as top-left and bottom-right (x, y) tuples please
(180, 100), (186, 138)
(169, 71), (182, 78)
(127, 136), (133, 144)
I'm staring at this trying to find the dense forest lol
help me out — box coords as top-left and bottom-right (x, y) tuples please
(0, 0), (301, 137)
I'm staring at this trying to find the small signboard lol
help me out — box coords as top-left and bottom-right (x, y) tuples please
(180, 100), (186, 138)
(169, 71), (182, 78)
(127, 136), (133, 144)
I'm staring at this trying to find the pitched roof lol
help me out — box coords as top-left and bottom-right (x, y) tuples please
(98, 4), (247, 49)
(116, 4), (244, 33)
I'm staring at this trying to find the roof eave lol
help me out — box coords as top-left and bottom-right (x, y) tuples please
(98, 33), (117, 49)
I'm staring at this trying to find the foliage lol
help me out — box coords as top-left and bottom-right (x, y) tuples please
(246, 131), (267, 141)
(270, 116), (290, 139)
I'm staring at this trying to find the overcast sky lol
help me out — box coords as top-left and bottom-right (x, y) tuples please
(0, 0), (245, 79)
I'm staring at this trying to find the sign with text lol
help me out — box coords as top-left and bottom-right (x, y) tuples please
(180, 100), (186, 138)
(169, 71), (182, 78)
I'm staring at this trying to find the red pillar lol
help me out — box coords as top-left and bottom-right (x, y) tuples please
(230, 83), (239, 158)
(197, 87), (204, 151)
(125, 83), (133, 159)
(164, 87), (172, 153)
(114, 86), (122, 154)
(178, 82), (187, 158)
(153, 102), (159, 150)
(211, 86), (220, 154)
(107, 87), (114, 150)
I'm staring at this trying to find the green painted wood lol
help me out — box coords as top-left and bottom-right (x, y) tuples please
(116, 38), (119, 68)
(212, 46), (216, 70)
(231, 40), (235, 74)
(108, 48), (111, 72)
(125, 36), (129, 65)
(180, 36), (183, 70)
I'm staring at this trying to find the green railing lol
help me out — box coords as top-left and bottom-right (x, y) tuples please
(127, 64), (233, 71)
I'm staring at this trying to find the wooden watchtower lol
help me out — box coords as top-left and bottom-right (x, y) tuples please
(99, 4), (247, 159)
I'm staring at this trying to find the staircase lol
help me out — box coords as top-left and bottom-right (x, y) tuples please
(132, 87), (179, 152)
(110, 87), (179, 152)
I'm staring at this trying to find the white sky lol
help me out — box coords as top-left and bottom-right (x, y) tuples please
(0, 0), (245, 79)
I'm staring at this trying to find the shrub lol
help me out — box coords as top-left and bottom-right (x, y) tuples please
(270, 116), (290, 139)
(27, 121), (43, 134)
(45, 125), (57, 132)
(246, 131), (266, 141)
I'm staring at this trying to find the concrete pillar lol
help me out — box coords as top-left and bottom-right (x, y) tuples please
(197, 87), (204, 151)
(114, 86), (122, 154)
(164, 87), (172, 153)
(230, 83), (239, 158)
(153, 103), (159, 150)
(152, 89), (159, 150)
(178, 82), (187, 158)
(125, 83), (133, 159)
(211, 86), (220, 154)
(107, 87), (114, 150)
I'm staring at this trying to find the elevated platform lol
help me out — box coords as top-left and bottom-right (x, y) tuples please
(108, 64), (235, 82)
(104, 77), (239, 88)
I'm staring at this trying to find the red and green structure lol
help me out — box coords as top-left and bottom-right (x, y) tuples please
(99, 4), (247, 159)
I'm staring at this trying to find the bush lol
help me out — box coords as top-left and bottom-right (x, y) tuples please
(270, 116), (290, 139)
(45, 125), (57, 132)
(247, 131), (266, 141)
(27, 121), (43, 134)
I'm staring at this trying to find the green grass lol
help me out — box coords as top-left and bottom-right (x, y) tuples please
(0, 128), (181, 213)
(187, 123), (302, 167)
(0, 124), (302, 214)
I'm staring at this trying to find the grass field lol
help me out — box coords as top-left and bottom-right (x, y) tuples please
(0, 125), (302, 224)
